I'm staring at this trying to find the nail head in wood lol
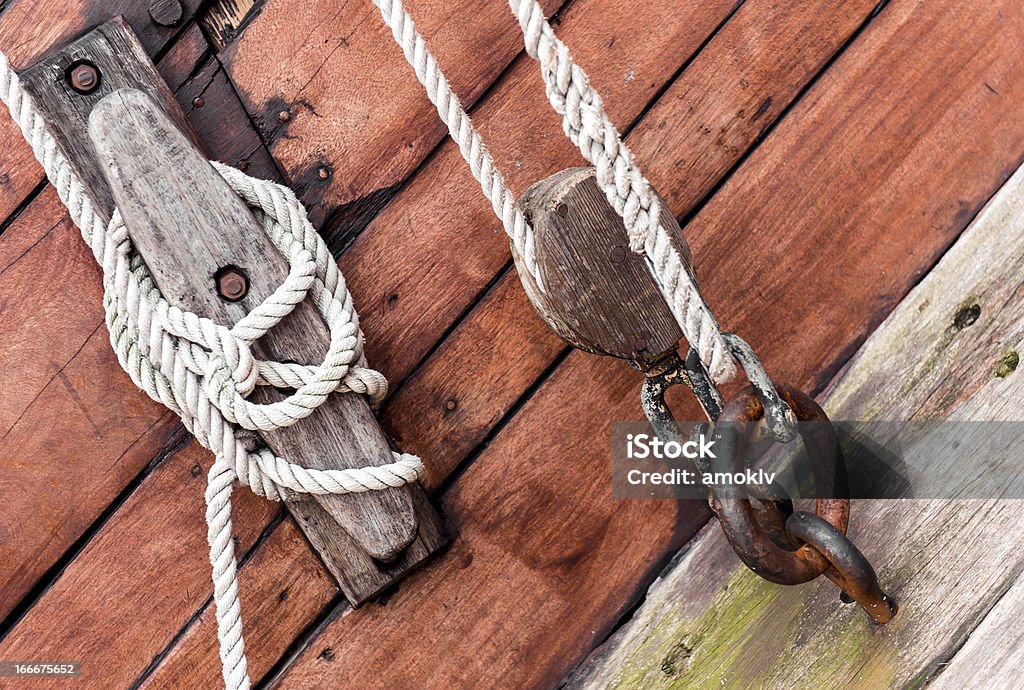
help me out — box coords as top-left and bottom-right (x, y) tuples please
(149, 0), (184, 27)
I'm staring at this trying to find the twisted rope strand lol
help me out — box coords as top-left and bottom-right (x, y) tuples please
(372, 0), (541, 285)
(0, 50), (420, 690)
(372, 0), (736, 383)
(505, 0), (735, 383)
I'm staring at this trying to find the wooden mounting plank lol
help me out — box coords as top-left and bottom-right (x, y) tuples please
(0, 0), (205, 225)
(20, 19), (444, 603)
(0, 1), (900, 687)
(0, 0), (968, 687)
(0, 21), (276, 626)
(515, 167), (689, 366)
(86, 88), (420, 560)
(564, 147), (1024, 690)
(0, 18), (293, 628)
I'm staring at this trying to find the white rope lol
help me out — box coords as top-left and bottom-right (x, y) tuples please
(0, 51), (421, 690)
(371, 0), (541, 285)
(506, 0), (736, 383)
(372, 0), (735, 383)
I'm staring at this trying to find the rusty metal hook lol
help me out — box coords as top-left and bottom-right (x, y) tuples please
(638, 333), (897, 624)
(708, 385), (850, 585)
(786, 512), (898, 624)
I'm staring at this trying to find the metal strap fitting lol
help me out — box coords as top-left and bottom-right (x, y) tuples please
(639, 333), (897, 624)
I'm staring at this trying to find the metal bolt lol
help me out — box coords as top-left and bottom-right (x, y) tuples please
(556, 202), (569, 217)
(237, 159), (250, 171)
(610, 246), (627, 264)
(278, 110), (291, 122)
(318, 166), (330, 180)
(192, 96), (205, 108)
(216, 267), (249, 301)
(67, 62), (100, 94)
(445, 398), (458, 411)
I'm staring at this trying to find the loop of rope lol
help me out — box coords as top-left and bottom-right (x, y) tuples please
(0, 50), (421, 690)
(372, 0), (736, 384)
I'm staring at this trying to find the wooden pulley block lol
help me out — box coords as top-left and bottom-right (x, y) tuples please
(513, 168), (696, 368)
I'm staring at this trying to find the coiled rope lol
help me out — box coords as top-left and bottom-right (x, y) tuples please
(0, 51), (421, 690)
(372, 0), (737, 383)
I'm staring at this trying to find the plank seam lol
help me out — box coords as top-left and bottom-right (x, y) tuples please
(128, 507), (289, 690)
(0, 420), (190, 643)
(0, 176), (45, 240)
(677, 0), (891, 230)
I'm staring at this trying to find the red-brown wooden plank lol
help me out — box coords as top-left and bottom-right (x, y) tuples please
(0, 439), (277, 687)
(0, 191), (178, 623)
(273, 0), (1024, 685)
(215, 0), (564, 229)
(138, 518), (337, 690)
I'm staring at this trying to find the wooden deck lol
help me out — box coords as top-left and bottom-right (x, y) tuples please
(0, 0), (1022, 687)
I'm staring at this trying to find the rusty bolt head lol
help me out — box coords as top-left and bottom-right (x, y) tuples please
(192, 96), (205, 108)
(445, 398), (458, 411)
(237, 159), (250, 171)
(67, 62), (100, 94)
(610, 246), (627, 264)
(556, 202), (569, 217)
(215, 267), (249, 301)
(318, 166), (330, 180)
(278, 110), (291, 122)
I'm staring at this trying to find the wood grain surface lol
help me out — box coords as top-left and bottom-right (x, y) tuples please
(515, 168), (687, 364)
(89, 83), (442, 595)
(0, 1), (894, 687)
(567, 144), (1024, 690)
(216, 0), (565, 229)
(1, 0), (1022, 688)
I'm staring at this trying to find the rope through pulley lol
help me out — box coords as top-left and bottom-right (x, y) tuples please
(374, 0), (895, 624)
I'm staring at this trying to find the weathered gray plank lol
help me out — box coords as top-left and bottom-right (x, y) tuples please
(564, 157), (1024, 688)
(22, 19), (444, 604)
(515, 168), (692, 367)
(928, 574), (1024, 689)
(89, 89), (420, 559)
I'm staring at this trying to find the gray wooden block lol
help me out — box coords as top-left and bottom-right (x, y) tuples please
(513, 168), (694, 369)
(21, 18), (445, 605)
